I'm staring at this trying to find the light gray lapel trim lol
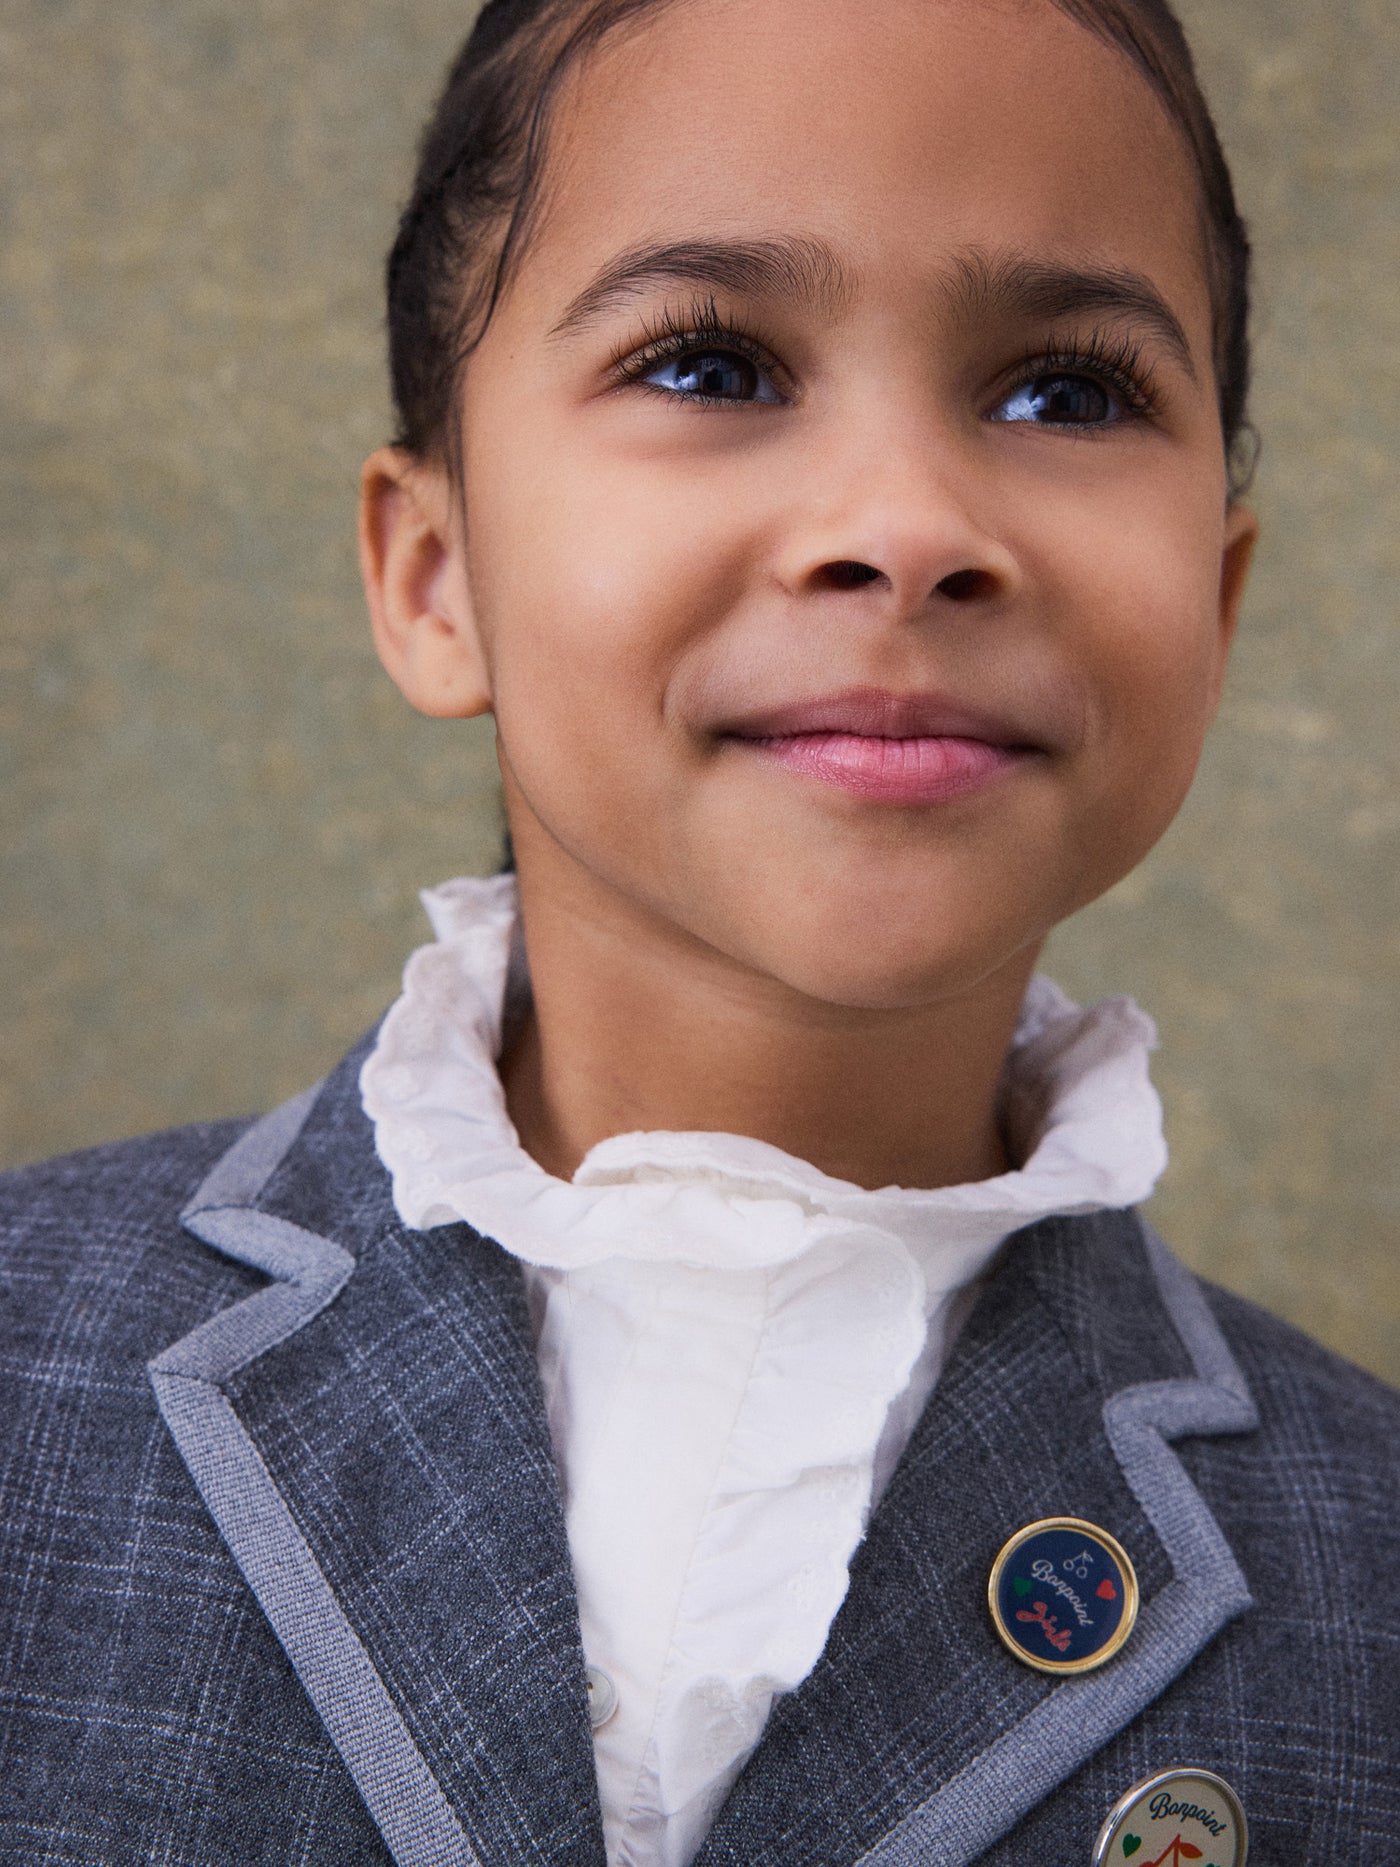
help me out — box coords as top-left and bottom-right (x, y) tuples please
(149, 1093), (480, 1867)
(854, 1227), (1259, 1867)
(186, 1079), (322, 1209)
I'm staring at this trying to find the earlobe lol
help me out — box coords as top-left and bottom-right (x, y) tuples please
(358, 446), (492, 719)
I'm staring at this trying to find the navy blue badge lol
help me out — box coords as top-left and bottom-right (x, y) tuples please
(988, 1516), (1139, 1674)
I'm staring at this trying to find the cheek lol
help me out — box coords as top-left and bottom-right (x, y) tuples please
(1122, 527), (1227, 726)
(1069, 541), (1229, 867)
(1039, 466), (1225, 718)
(468, 454), (745, 841)
(993, 463), (1227, 891)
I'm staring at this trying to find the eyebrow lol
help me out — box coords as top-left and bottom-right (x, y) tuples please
(947, 247), (1198, 379)
(548, 233), (1197, 378)
(548, 235), (855, 340)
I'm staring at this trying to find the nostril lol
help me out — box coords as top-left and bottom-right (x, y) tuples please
(821, 560), (883, 590)
(937, 568), (992, 602)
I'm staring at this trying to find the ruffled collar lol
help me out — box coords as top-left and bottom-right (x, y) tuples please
(359, 874), (1166, 1275)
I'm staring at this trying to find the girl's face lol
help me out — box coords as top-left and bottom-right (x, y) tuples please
(412, 0), (1255, 1010)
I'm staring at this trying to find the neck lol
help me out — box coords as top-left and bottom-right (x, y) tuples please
(498, 851), (1039, 1195)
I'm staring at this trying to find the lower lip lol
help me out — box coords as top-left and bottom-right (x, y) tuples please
(732, 731), (1026, 804)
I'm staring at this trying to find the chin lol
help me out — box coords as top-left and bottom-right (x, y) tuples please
(751, 926), (1035, 1016)
(682, 854), (1044, 1014)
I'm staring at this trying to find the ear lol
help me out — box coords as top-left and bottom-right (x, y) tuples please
(1208, 499), (1259, 707)
(358, 446), (492, 718)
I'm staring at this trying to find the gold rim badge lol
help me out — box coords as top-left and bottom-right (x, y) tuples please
(987, 1516), (1139, 1675)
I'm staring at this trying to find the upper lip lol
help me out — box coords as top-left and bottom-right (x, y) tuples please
(717, 686), (1037, 745)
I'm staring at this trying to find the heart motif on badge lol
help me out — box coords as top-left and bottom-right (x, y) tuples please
(1094, 1768), (1246, 1867)
(1012, 1576), (1033, 1599)
(1097, 1577), (1118, 1600)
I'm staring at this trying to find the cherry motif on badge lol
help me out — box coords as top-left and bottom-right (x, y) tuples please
(987, 1516), (1139, 1675)
(1092, 1767), (1248, 1867)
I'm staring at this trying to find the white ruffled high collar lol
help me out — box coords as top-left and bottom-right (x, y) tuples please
(360, 875), (1169, 1866)
(359, 874), (1167, 1274)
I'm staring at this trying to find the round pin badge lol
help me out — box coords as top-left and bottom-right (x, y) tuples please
(1092, 1767), (1247, 1866)
(987, 1516), (1139, 1674)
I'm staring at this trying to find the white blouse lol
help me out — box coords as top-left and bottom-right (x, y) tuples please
(360, 875), (1167, 1867)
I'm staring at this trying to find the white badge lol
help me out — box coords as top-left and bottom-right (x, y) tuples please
(1092, 1767), (1247, 1866)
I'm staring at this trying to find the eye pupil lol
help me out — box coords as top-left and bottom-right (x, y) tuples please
(676, 351), (756, 399)
(990, 368), (1126, 429)
(1030, 373), (1109, 423)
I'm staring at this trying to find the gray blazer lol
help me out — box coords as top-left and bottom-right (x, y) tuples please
(2, 1032), (1397, 1865)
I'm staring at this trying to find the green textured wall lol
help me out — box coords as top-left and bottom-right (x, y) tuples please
(2, 1), (1396, 1381)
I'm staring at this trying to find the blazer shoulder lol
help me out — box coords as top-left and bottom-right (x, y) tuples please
(1202, 1272), (1400, 1423)
(0, 1116), (265, 1367)
(0, 1115), (256, 1223)
(1190, 1273), (1400, 1558)
(0, 1112), (406, 1865)
(0, 1116), (279, 1629)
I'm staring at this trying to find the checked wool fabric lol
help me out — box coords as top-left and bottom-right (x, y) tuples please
(1, 1033), (1397, 1865)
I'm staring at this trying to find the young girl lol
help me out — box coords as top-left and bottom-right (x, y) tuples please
(2, 1), (1396, 1864)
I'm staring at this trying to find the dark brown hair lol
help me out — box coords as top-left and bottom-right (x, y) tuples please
(387, 0), (1257, 495)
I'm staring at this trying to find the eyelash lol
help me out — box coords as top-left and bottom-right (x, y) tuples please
(1007, 327), (1162, 421)
(610, 295), (779, 401)
(610, 296), (1164, 421)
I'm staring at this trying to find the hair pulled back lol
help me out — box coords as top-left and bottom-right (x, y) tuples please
(387, 0), (1257, 496)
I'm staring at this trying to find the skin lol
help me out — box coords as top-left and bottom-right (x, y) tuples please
(359, 0), (1257, 1191)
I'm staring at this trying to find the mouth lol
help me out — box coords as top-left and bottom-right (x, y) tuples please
(715, 687), (1041, 806)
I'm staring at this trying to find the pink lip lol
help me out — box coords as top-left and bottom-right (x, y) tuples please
(719, 687), (1037, 805)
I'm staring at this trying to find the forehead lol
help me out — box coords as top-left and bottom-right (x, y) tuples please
(510, 0), (1209, 340)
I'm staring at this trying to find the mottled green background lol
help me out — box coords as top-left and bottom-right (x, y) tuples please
(2, 1), (1396, 1380)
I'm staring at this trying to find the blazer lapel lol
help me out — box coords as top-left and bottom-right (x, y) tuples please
(150, 1043), (1258, 1867)
(696, 1209), (1258, 1867)
(148, 1048), (605, 1867)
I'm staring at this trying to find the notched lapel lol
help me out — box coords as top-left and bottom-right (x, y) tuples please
(148, 1055), (1258, 1867)
(697, 1213), (1258, 1867)
(149, 1069), (605, 1867)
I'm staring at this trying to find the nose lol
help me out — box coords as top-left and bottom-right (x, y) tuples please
(772, 428), (1019, 618)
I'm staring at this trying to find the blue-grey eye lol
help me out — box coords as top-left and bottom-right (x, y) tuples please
(995, 373), (1115, 425)
(645, 349), (783, 403)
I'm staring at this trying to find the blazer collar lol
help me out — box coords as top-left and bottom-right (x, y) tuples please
(149, 1039), (605, 1867)
(695, 1208), (1258, 1867)
(151, 1039), (1257, 1867)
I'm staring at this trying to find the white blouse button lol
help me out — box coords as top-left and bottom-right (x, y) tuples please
(585, 1664), (618, 1729)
